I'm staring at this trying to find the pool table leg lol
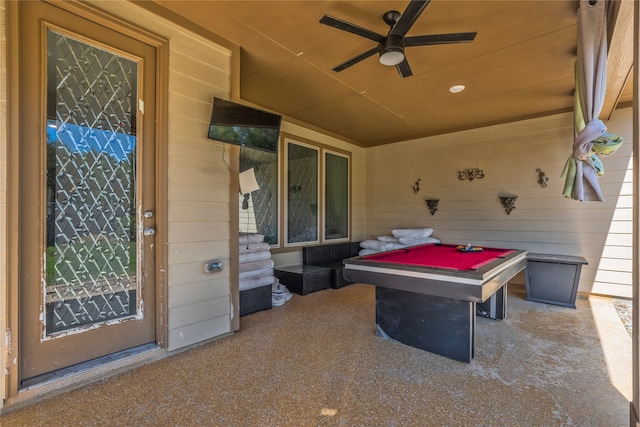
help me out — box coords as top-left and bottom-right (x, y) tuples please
(375, 287), (475, 363)
(477, 283), (508, 320)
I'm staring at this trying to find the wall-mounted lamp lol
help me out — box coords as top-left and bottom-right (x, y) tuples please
(413, 178), (421, 194)
(499, 195), (517, 215)
(536, 168), (549, 188)
(459, 168), (485, 181)
(239, 168), (260, 210)
(425, 199), (439, 215)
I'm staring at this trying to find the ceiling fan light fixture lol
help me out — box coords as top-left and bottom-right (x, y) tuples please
(379, 36), (405, 66)
(379, 48), (405, 66)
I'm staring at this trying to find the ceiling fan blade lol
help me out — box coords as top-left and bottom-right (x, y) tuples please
(396, 59), (413, 78)
(333, 47), (379, 72)
(405, 32), (477, 47)
(390, 0), (431, 37)
(320, 15), (385, 43)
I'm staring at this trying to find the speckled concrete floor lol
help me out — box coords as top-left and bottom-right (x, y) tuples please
(1, 284), (632, 426)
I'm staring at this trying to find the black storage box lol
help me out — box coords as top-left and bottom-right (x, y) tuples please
(274, 265), (331, 295)
(524, 253), (588, 309)
(240, 283), (272, 316)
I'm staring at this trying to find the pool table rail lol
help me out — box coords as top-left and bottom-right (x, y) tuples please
(343, 249), (528, 303)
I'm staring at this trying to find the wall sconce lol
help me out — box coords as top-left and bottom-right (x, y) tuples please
(499, 195), (517, 215)
(425, 199), (439, 215)
(413, 178), (421, 194)
(458, 168), (485, 181)
(536, 168), (549, 188)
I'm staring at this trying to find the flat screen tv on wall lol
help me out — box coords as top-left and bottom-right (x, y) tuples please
(207, 97), (282, 153)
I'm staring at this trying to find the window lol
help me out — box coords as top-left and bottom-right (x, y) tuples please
(238, 135), (351, 248)
(324, 151), (350, 241)
(239, 147), (279, 245)
(285, 140), (319, 245)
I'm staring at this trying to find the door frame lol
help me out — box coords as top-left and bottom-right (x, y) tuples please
(5, 0), (169, 401)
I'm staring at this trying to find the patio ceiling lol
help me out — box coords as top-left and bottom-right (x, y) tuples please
(147, 0), (633, 147)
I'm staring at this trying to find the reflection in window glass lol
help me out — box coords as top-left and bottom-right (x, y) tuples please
(239, 147), (278, 245)
(287, 142), (318, 244)
(325, 152), (349, 240)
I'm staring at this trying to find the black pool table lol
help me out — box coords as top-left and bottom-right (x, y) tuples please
(343, 243), (528, 362)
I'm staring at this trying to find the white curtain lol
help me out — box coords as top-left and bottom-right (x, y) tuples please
(561, 0), (623, 202)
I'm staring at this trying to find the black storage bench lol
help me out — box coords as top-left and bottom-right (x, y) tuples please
(303, 242), (361, 289)
(274, 265), (331, 295)
(524, 253), (588, 308)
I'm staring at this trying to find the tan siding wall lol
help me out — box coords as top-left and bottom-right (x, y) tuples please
(0, 0), (7, 409)
(366, 109), (633, 298)
(90, 1), (234, 351)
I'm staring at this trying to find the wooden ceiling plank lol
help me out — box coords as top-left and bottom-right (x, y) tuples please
(152, 0), (582, 147)
(602, 0), (634, 120)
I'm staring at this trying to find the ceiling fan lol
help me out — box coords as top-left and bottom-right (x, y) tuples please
(319, 0), (477, 78)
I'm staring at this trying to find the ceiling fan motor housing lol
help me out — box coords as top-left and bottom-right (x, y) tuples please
(379, 35), (405, 66)
(383, 10), (402, 26)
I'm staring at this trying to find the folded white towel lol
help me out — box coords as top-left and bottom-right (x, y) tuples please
(239, 267), (274, 281)
(239, 251), (271, 264)
(239, 233), (265, 245)
(239, 242), (271, 254)
(239, 275), (274, 291)
(392, 228), (433, 238)
(239, 259), (274, 273)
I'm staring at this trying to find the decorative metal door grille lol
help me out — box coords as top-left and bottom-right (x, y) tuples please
(45, 29), (139, 335)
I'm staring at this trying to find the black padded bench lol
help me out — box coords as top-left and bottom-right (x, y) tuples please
(302, 242), (361, 289)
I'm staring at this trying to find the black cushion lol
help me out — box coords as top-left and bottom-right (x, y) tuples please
(329, 243), (351, 262)
(303, 245), (330, 265)
(349, 242), (361, 257)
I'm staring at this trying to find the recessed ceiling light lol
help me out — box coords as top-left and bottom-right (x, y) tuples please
(449, 85), (466, 93)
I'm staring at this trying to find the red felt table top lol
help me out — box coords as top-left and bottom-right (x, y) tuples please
(359, 243), (515, 271)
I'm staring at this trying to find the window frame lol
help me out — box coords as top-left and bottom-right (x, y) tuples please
(238, 146), (281, 247)
(283, 138), (321, 247)
(280, 136), (351, 249)
(323, 149), (351, 243)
